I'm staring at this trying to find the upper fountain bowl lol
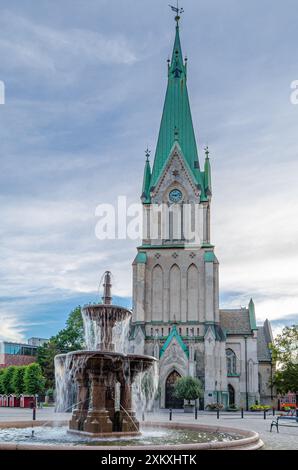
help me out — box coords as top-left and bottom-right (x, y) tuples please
(82, 303), (132, 352)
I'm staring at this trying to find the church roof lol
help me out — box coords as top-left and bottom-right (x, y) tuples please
(257, 326), (272, 362)
(257, 319), (273, 362)
(220, 309), (252, 335)
(146, 22), (207, 201)
(220, 299), (258, 335)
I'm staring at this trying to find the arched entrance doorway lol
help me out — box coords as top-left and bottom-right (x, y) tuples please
(165, 371), (183, 409)
(228, 384), (235, 406)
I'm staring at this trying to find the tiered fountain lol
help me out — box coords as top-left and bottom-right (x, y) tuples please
(0, 272), (264, 450)
(55, 272), (156, 437)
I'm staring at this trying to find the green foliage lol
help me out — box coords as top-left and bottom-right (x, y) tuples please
(37, 306), (84, 389)
(273, 363), (298, 395)
(271, 325), (298, 365)
(56, 306), (85, 352)
(37, 339), (60, 389)
(46, 388), (54, 398)
(1, 366), (16, 394)
(250, 405), (270, 411)
(0, 369), (5, 394)
(271, 325), (298, 394)
(24, 363), (45, 395)
(12, 366), (26, 396)
(174, 376), (203, 404)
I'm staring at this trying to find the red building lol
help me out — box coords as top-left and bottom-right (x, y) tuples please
(0, 338), (48, 368)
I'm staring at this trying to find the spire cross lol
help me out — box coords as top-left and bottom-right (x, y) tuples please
(169, 2), (184, 25)
(204, 145), (210, 158)
(145, 148), (151, 161)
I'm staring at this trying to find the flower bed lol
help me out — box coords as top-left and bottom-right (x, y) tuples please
(250, 405), (270, 412)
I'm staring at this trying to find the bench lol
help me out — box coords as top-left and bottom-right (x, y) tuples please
(270, 412), (298, 433)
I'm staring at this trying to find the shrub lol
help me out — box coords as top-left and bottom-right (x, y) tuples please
(206, 403), (224, 410)
(0, 369), (5, 394)
(174, 377), (203, 405)
(250, 404), (270, 411)
(12, 366), (26, 396)
(46, 388), (54, 399)
(1, 366), (16, 394)
(281, 403), (296, 410)
(24, 363), (46, 395)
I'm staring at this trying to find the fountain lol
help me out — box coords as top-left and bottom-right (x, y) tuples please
(0, 272), (264, 450)
(55, 272), (156, 437)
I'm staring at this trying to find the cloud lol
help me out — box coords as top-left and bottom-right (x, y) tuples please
(0, 10), (137, 81)
(0, 0), (297, 341)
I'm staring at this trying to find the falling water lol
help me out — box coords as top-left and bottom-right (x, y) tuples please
(132, 361), (159, 417)
(54, 354), (74, 412)
(82, 310), (101, 351)
(55, 354), (89, 412)
(112, 315), (131, 354)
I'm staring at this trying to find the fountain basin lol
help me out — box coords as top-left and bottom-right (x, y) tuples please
(0, 421), (264, 450)
(56, 350), (156, 436)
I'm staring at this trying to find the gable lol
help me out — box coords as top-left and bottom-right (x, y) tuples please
(160, 326), (189, 359)
(151, 144), (201, 203)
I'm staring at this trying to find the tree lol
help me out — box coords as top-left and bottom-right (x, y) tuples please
(271, 325), (298, 399)
(174, 376), (203, 405)
(24, 363), (45, 395)
(37, 306), (84, 389)
(12, 366), (26, 396)
(37, 339), (60, 389)
(1, 366), (16, 394)
(0, 369), (5, 394)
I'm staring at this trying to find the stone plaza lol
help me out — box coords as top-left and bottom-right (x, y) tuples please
(0, 407), (297, 450)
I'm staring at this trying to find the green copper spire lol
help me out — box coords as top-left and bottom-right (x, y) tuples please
(142, 148), (152, 203)
(204, 146), (212, 196)
(248, 298), (258, 331)
(150, 21), (205, 196)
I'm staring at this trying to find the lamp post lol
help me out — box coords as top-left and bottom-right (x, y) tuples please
(269, 350), (274, 402)
(244, 336), (249, 411)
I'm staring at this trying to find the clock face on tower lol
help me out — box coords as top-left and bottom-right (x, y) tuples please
(169, 189), (183, 203)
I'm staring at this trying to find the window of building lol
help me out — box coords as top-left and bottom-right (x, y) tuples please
(4, 343), (36, 356)
(197, 328), (200, 336)
(226, 349), (237, 375)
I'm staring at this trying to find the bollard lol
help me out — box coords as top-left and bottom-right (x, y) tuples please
(296, 408), (298, 423)
(169, 408), (172, 421)
(264, 410), (266, 420)
(217, 409), (220, 420)
(272, 407), (275, 417)
(195, 407), (198, 420)
(241, 408), (244, 419)
(32, 407), (36, 421)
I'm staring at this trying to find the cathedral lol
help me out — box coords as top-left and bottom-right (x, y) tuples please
(129, 15), (273, 410)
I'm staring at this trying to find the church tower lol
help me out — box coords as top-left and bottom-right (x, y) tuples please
(131, 12), (228, 408)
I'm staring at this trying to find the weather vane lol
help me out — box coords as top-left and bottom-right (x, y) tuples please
(169, 1), (184, 24)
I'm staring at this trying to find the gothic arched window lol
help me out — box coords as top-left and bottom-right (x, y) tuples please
(226, 349), (237, 375)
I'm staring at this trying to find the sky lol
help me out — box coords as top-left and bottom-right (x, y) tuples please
(0, 0), (297, 342)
